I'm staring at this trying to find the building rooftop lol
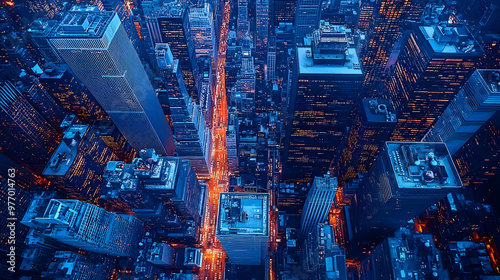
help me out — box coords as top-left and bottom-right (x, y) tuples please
(478, 69), (500, 93)
(387, 230), (447, 279)
(49, 6), (114, 38)
(418, 24), (479, 54)
(43, 125), (89, 176)
(217, 193), (269, 236)
(362, 99), (397, 124)
(297, 47), (362, 75)
(385, 142), (462, 189)
(157, 0), (185, 18)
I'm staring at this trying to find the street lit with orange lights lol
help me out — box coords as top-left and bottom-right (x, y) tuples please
(199, 0), (231, 279)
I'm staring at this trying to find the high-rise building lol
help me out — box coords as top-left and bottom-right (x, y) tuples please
(21, 198), (143, 257)
(294, 0), (321, 43)
(39, 64), (107, 123)
(47, 6), (174, 155)
(385, 24), (482, 141)
(273, 0), (296, 27)
(349, 142), (462, 252)
(361, 0), (425, 93)
(155, 44), (211, 177)
(422, 69), (500, 154)
(42, 251), (115, 280)
(300, 174), (337, 237)
(452, 112), (500, 210)
(337, 99), (397, 187)
(216, 193), (269, 265)
(256, 0), (269, 62)
(360, 229), (447, 280)
(301, 223), (347, 280)
(150, 1), (198, 103)
(188, 3), (215, 58)
(237, 0), (250, 38)
(92, 119), (137, 162)
(0, 81), (61, 172)
(43, 121), (116, 202)
(100, 149), (204, 243)
(284, 23), (363, 182)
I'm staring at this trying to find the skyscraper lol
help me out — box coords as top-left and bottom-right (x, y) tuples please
(452, 112), (500, 210)
(155, 43), (211, 176)
(256, 0), (269, 63)
(188, 3), (215, 58)
(151, 1), (198, 103)
(43, 121), (116, 202)
(273, 0), (296, 27)
(301, 223), (347, 280)
(47, 6), (174, 155)
(300, 174), (337, 238)
(422, 69), (500, 154)
(21, 198), (143, 257)
(361, 0), (425, 93)
(385, 24), (482, 141)
(349, 142), (462, 251)
(216, 193), (269, 265)
(360, 229), (447, 280)
(284, 23), (363, 182)
(0, 81), (61, 172)
(337, 99), (397, 187)
(39, 64), (107, 123)
(294, 0), (321, 43)
(237, 0), (250, 38)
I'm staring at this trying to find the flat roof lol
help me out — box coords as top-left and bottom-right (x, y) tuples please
(217, 193), (269, 236)
(297, 47), (363, 75)
(50, 7), (114, 38)
(362, 99), (397, 124)
(385, 142), (462, 189)
(43, 125), (89, 176)
(418, 25), (479, 55)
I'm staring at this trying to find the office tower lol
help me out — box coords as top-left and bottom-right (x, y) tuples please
(233, 34), (256, 114)
(349, 142), (462, 250)
(452, 112), (500, 210)
(184, 247), (203, 268)
(26, 18), (61, 63)
(93, 119), (137, 162)
(273, 0), (296, 27)
(21, 198), (143, 257)
(386, 24), (482, 141)
(18, 81), (66, 132)
(151, 1), (198, 103)
(39, 64), (107, 123)
(101, 149), (203, 242)
(0, 81), (61, 172)
(294, 0), (321, 43)
(256, 0), (269, 61)
(267, 36), (277, 83)
(47, 6), (174, 155)
(216, 193), (269, 265)
(301, 223), (347, 280)
(196, 56), (213, 125)
(300, 174), (337, 237)
(237, 0), (250, 38)
(0, 179), (32, 276)
(446, 241), (498, 278)
(337, 99), (397, 187)
(188, 3), (215, 58)
(155, 44), (211, 176)
(360, 229), (447, 280)
(361, 0), (424, 93)
(43, 251), (114, 280)
(43, 121), (116, 202)
(227, 111), (239, 175)
(284, 23), (363, 182)
(422, 69), (500, 154)
(146, 243), (175, 267)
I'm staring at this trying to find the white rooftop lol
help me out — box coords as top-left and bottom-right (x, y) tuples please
(297, 47), (363, 75)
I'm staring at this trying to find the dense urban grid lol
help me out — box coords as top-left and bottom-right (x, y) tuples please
(0, 0), (499, 279)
